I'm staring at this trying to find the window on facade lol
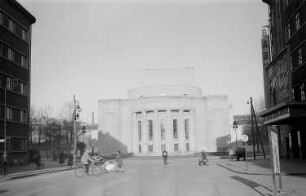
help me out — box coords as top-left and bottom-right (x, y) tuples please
(186, 143), (190, 151)
(287, 23), (291, 39)
(138, 145), (141, 153)
(292, 88), (295, 100)
(20, 110), (27, 123)
(301, 83), (305, 101)
(21, 56), (27, 68)
(6, 77), (11, 90)
(21, 29), (27, 40)
(20, 82), (26, 95)
(185, 119), (189, 140)
(8, 19), (16, 33)
(174, 143), (179, 151)
(160, 119), (166, 140)
(8, 48), (15, 61)
(173, 119), (178, 139)
(148, 145), (153, 152)
(298, 47), (303, 65)
(138, 121), (142, 142)
(148, 120), (153, 141)
(6, 107), (13, 120)
(295, 13), (300, 31)
(0, 12), (3, 25)
(11, 138), (27, 152)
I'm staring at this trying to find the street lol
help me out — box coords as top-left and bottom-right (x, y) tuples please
(1, 156), (304, 196)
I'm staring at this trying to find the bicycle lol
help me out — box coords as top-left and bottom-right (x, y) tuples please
(74, 161), (104, 177)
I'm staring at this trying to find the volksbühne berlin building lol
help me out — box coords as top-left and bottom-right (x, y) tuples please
(98, 68), (230, 156)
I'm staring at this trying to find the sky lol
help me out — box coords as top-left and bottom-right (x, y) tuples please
(18, 0), (268, 123)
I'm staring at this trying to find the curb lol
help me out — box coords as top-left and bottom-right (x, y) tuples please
(0, 167), (72, 182)
(217, 162), (306, 176)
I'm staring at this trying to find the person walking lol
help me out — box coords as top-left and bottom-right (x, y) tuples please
(162, 150), (168, 165)
(116, 151), (123, 168)
(59, 151), (65, 166)
(81, 148), (94, 174)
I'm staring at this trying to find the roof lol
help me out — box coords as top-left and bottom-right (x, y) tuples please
(8, 0), (36, 24)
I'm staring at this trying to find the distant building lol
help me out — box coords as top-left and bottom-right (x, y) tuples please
(0, 0), (36, 163)
(260, 0), (306, 159)
(98, 68), (230, 156)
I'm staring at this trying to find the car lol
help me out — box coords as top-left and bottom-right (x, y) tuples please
(227, 147), (246, 161)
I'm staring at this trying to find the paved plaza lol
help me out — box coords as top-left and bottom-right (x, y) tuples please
(0, 156), (305, 196)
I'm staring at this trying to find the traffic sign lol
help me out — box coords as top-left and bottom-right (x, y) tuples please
(242, 135), (249, 142)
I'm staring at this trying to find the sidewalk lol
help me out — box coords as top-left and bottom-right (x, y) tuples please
(218, 157), (306, 176)
(0, 159), (72, 182)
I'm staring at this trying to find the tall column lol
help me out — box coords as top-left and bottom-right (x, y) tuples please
(142, 111), (147, 154)
(166, 109), (172, 152)
(297, 130), (303, 159)
(154, 110), (160, 154)
(189, 110), (196, 152)
(132, 112), (137, 154)
(179, 109), (184, 154)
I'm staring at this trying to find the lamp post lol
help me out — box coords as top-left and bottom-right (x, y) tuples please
(72, 95), (82, 168)
(233, 120), (238, 146)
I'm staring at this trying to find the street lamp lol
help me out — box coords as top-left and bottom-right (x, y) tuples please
(72, 95), (82, 168)
(233, 120), (238, 146)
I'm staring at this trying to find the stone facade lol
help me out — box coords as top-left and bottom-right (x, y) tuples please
(98, 90), (230, 155)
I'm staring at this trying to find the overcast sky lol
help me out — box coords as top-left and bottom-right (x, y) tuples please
(18, 0), (268, 123)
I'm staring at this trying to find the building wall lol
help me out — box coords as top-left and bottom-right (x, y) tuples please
(98, 94), (230, 155)
(0, 0), (35, 163)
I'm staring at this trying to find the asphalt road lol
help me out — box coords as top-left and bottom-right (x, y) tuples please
(0, 157), (303, 196)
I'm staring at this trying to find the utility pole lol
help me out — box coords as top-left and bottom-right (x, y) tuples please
(73, 95), (77, 168)
(250, 97), (256, 160)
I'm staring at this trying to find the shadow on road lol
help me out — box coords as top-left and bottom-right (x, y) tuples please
(230, 175), (273, 196)
(0, 190), (9, 194)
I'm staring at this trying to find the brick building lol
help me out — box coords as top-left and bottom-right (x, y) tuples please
(260, 0), (306, 159)
(0, 0), (36, 163)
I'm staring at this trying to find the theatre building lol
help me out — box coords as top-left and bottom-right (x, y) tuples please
(98, 68), (230, 156)
(260, 0), (306, 159)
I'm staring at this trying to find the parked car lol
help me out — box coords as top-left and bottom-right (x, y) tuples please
(227, 147), (246, 161)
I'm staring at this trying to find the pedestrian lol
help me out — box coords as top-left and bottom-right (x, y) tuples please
(81, 148), (94, 174)
(115, 150), (123, 168)
(59, 151), (65, 166)
(162, 150), (168, 165)
(199, 150), (208, 166)
(67, 153), (73, 167)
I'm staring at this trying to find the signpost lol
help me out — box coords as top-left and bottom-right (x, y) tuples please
(242, 135), (248, 171)
(268, 126), (282, 196)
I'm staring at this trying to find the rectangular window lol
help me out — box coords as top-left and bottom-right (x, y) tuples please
(148, 145), (153, 152)
(6, 107), (13, 120)
(287, 23), (291, 39)
(173, 119), (178, 139)
(138, 121), (142, 142)
(298, 47), (303, 65)
(20, 82), (25, 94)
(292, 88), (295, 100)
(8, 19), (16, 33)
(160, 119), (166, 140)
(295, 13), (300, 30)
(8, 48), (15, 61)
(21, 56), (27, 67)
(138, 145), (142, 153)
(174, 143), (179, 151)
(301, 83), (305, 101)
(21, 29), (27, 40)
(148, 120), (153, 141)
(0, 12), (3, 25)
(20, 110), (27, 123)
(185, 119), (189, 140)
(6, 77), (11, 90)
(186, 143), (190, 151)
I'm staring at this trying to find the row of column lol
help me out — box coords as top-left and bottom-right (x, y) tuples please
(132, 109), (195, 155)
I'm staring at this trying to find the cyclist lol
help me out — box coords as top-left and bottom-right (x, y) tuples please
(162, 150), (168, 165)
(81, 148), (94, 174)
(199, 150), (208, 166)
